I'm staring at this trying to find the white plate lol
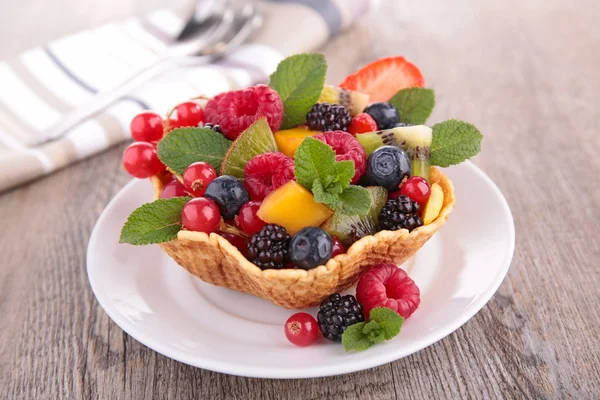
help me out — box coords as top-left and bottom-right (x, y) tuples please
(87, 161), (514, 379)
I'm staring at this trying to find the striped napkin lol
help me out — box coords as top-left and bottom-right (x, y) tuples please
(0, 0), (369, 193)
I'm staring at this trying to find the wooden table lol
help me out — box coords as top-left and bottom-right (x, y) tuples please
(1, 0), (599, 398)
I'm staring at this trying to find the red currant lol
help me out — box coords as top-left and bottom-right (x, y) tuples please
(160, 179), (188, 199)
(122, 142), (166, 178)
(284, 312), (319, 347)
(237, 201), (266, 235)
(173, 101), (203, 128)
(181, 198), (221, 233)
(130, 111), (164, 142)
(182, 162), (217, 197)
(399, 176), (431, 207)
(331, 236), (345, 257)
(348, 113), (378, 135)
(218, 231), (249, 256)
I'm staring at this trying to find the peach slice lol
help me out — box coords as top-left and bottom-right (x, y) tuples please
(422, 182), (444, 225)
(274, 126), (317, 158)
(257, 181), (333, 234)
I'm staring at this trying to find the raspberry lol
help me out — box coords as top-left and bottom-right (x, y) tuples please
(208, 85), (283, 140)
(379, 195), (423, 232)
(313, 131), (367, 184)
(247, 224), (291, 270)
(244, 153), (295, 200)
(203, 92), (226, 125)
(356, 264), (420, 319)
(306, 103), (352, 132)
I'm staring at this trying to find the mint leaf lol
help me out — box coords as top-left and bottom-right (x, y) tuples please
(369, 307), (404, 340)
(157, 127), (231, 174)
(294, 137), (335, 190)
(336, 186), (371, 216)
(342, 307), (405, 352)
(431, 119), (483, 167)
(312, 179), (340, 210)
(342, 322), (373, 351)
(332, 160), (355, 189)
(120, 197), (191, 245)
(269, 53), (327, 129)
(362, 321), (386, 344)
(388, 87), (435, 125)
(294, 137), (371, 215)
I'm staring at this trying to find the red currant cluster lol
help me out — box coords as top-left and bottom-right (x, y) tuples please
(122, 101), (204, 178)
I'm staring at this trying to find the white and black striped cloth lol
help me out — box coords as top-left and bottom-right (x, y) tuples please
(0, 0), (369, 192)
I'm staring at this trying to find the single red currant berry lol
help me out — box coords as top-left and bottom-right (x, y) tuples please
(122, 142), (166, 178)
(331, 236), (345, 257)
(285, 312), (319, 347)
(218, 231), (249, 256)
(160, 180), (188, 199)
(348, 113), (378, 135)
(173, 101), (203, 128)
(130, 111), (164, 142)
(236, 201), (266, 235)
(182, 162), (217, 197)
(399, 176), (431, 207)
(181, 198), (221, 233)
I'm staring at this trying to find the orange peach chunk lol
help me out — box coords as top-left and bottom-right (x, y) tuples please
(274, 126), (317, 158)
(257, 181), (333, 234)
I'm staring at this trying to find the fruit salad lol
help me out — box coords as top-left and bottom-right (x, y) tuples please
(119, 53), (482, 351)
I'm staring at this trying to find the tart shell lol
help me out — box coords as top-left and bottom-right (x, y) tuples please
(151, 167), (455, 309)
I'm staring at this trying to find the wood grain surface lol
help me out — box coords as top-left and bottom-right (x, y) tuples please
(1, 0), (599, 399)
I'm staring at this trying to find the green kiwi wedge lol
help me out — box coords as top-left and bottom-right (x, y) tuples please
(220, 118), (278, 179)
(318, 84), (369, 116)
(322, 186), (388, 247)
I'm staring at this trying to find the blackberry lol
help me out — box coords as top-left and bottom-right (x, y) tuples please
(317, 293), (365, 342)
(203, 123), (223, 134)
(306, 103), (352, 132)
(379, 195), (423, 232)
(247, 224), (291, 270)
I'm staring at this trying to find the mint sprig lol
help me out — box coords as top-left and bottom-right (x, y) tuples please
(294, 138), (371, 215)
(157, 127), (231, 174)
(431, 119), (483, 167)
(120, 197), (191, 245)
(388, 87), (435, 125)
(269, 53), (327, 129)
(342, 307), (404, 352)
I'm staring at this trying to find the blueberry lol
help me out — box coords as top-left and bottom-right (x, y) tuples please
(289, 227), (333, 270)
(364, 102), (400, 130)
(204, 175), (249, 220)
(393, 122), (413, 128)
(362, 146), (411, 191)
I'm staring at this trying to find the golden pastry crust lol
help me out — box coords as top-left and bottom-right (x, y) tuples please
(151, 167), (455, 309)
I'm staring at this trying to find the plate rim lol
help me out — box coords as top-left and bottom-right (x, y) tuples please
(87, 161), (515, 379)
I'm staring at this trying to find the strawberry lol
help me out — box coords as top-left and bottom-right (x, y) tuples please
(340, 56), (425, 103)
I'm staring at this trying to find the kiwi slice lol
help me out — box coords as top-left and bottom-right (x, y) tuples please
(318, 84), (369, 116)
(220, 118), (278, 178)
(322, 186), (388, 248)
(355, 125), (432, 181)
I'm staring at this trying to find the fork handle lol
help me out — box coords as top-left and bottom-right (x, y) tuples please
(40, 57), (204, 145)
